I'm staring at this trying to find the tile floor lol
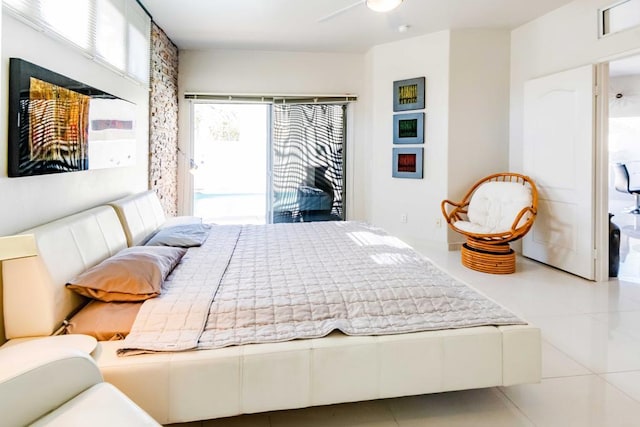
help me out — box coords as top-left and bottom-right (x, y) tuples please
(168, 246), (640, 427)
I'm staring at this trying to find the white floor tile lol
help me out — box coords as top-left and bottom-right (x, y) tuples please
(591, 310), (640, 341)
(501, 375), (640, 427)
(616, 280), (640, 305)
(541, 340), (591, 378)
(268, 400), (398, 427)
(529, 314), (640, 373)
(420, 250), (640, 317)
(387, 388), (533, 427)
(602, 371), (640, 403)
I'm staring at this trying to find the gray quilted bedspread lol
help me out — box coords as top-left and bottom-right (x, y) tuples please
(119, 222), (524, 355)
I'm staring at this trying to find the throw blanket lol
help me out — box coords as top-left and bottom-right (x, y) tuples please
(119, 222), (524, 355)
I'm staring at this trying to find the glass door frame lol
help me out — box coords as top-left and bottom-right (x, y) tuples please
(184, 99), (352, 223)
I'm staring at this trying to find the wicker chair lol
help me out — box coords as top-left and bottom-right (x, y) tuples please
(441, 173), (538, 274)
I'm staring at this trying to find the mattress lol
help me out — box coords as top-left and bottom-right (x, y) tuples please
(119, 221), (524, 355)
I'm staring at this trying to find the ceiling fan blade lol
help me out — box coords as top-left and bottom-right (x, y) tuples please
(317, 0), (365, 23)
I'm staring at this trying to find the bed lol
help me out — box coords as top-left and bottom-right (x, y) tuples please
(1, 191), (541, 424)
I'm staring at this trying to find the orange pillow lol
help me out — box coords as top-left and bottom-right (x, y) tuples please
(66, 246), (186, 302)
(66, 300), (142, 341)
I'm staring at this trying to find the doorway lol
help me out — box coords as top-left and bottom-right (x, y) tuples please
(608, 54), (640, 282)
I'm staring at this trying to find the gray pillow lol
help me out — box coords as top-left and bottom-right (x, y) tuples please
(146, 223), (211, 247)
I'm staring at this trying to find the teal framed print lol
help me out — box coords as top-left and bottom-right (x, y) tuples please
(392, 147), (423, 179)
(393, 112), (424, 144)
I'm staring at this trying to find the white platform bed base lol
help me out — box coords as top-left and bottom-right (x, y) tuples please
(1, 192), (541, 424)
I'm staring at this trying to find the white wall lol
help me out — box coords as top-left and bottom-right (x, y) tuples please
(177, 49), (366, 219)
(448, 30), (511, 195)
(0, 14), (149, 236)
(448, 29), (511, 244)
(366, 31), (451, 249)
(510, 0), (640, 172)
(365, 30), (511, 250)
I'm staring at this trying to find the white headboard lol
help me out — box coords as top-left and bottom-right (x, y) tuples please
(2, 206), (127, 339)
(109, 190), (166, 246)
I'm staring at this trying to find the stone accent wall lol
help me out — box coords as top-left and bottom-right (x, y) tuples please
(149, 22), (179, 216)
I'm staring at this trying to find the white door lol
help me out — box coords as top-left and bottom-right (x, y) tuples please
(522, 65), (596, 280)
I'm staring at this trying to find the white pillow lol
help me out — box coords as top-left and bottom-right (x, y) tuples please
(465, 181), (532, 234)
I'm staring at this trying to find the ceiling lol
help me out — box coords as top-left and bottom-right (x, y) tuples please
(139, 0), (576, 53)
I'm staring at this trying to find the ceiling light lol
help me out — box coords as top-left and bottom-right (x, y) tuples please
(366, 0), (403, 13)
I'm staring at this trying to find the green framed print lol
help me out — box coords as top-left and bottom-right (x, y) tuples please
(393, 112), (424, 144)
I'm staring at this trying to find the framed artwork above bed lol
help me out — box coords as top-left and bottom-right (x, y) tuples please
(7, 58), (137, 177)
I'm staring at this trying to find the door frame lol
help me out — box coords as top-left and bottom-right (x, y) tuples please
(595, 48), (640, 282)
(182, 99), (353, 223)
(595, 62), (610, 282)
(522, 58), (626, 282)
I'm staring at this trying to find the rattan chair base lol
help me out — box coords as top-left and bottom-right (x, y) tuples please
(461, 241), (515, 274)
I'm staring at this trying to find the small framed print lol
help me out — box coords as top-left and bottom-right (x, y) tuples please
(393, 77), (425, 112)
(392, 147), (423, 179)
(393, 112), (424, 144)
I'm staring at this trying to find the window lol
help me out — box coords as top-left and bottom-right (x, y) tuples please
(96, 0), (126, 70)
(601, 0), (640, 37)
(2, 0), (150, 85)
(40, 0), (92, 49)
(126, 0), (151, 84)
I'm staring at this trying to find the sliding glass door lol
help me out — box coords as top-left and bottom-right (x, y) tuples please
(192, 103), (269, 224)
(191, 102), (346, 224)
(271, 104), (346, 223)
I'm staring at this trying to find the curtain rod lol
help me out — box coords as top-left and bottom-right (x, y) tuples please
(184, 93), (358, 104)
